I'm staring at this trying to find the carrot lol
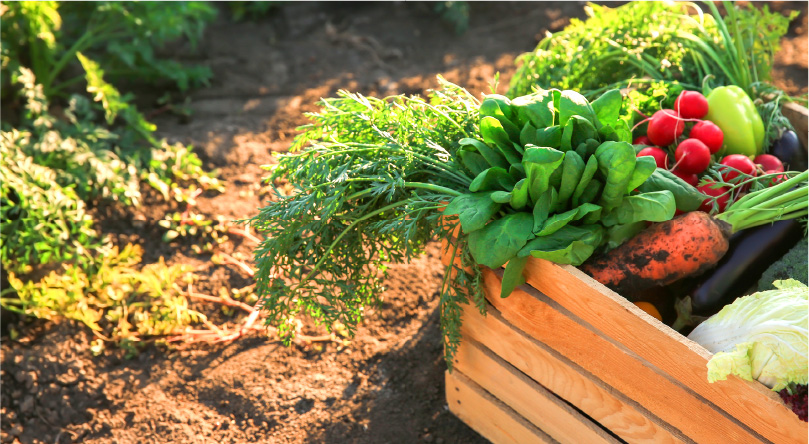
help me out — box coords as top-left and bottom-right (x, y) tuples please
(581, 212), (732, 296)
(581, 171), (808, 297)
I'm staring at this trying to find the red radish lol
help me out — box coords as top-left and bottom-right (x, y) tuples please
(671, 168), (699, 186)
(719, 154), (757, 182)
(646, 109), (685, 147)
(689, 120), (724, 154)
(763, 170), (787, 186)
(697, 180), (731, 213)
(637, 146), (669, 169)
(674, 139), (711, 174)
(674, 91), (709, 119)
(753, 154), (784, 173)
(633, 135), (653, 146)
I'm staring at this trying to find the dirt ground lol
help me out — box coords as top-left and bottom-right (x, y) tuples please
(2, 2), (807, 443)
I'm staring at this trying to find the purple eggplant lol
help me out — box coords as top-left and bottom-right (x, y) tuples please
(688, 219), (803, 316)
(771, 130), (807, 172)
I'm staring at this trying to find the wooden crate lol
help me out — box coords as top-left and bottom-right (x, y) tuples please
(443, 104), (809, 444)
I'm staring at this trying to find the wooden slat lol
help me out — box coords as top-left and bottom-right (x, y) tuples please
(454, 338), (621, 444)
(782, 101), (808, 149)
(520, 259), (808, 444)
(459, 302), (685, 444)
(446, 370), (554, 444)
(482, 268), (760, 444)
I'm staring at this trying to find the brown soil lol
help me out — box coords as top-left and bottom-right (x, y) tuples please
(2, 2), (807, 444)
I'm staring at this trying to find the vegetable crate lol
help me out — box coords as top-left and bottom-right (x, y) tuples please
(443, 104), (809, 444)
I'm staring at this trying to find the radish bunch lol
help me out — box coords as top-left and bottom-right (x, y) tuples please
(633, 90), (785, 214)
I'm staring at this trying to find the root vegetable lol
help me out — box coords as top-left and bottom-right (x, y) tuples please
(719, 154), (756, 182)
(689, 120), (724, 154)
(637, 146), (668, 169)
(674, 139), (711, 174)
(580, 212), (732, 295)
(674, 91), (709, 119)
(646, 109), (684, 147)
(754, 154), (784, 173)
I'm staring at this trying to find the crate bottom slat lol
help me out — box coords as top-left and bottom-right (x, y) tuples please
(446, 370), (554, 444)
(453, 338), (622, 444)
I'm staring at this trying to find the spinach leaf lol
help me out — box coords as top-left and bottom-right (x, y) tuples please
(579, 179), (603, 204)
(556, 150), (585, 210)
(500, 256), (529, 299)
(573, 203), (603, 224)
(459, 137), (509, 170)
(510, 178), (529, 210)
(561, 115), (597, 151)
(535, 207), (578, 236)
(522, 146), (565, 202)
(509, 163), (526, 181)
(468, 212), (535, 268)
(490, 190), (513, 203)
(535, 126), (562, 148)
(511, 89), (555, 128)
(444, 192), (502, 234)
(601, 191), (676, 226)
(594, 141), (636, 211)
(604, 222), (646, 251)
(518, 224), (604, 265)
(532, 188), (557, 232)
(637, 168), (704, 212)
(458, 150), (488, 176)
(481, 116), (522, 164)
(558, 90), (597, 128)
(480, 95), (521, 142)
(469, 167), (516, 192)
(590, 89), (622, 128)
(625, 155), (657, 193)
(520, 122), (538, 146)
(571, 155), (599, 207)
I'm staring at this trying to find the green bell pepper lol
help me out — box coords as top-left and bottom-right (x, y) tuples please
(704, 85), (764, 157)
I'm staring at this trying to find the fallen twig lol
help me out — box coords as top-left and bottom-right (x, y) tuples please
(227, 226), (262, 244)
(216, 251), (255, 277)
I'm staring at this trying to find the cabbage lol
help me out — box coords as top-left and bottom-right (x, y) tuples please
(687, 279), (808, 391)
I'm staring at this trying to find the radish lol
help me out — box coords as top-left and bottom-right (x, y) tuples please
(633, 135), (653, 146)
(719, 154), (757, 183)
(689, 120), (724, 154)
(637, 146), (668, 169)
(674, 91), (709, 119)
(753, 154), (784, 173)
(697, 180), (731, 213)
(671, 168), (699, 186)
(674, 138), (711, 174)
(646, 109), (685, 146)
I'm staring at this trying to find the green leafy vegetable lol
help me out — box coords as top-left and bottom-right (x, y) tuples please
(468, 212), (534, 269)
(687, 280), (808, 392)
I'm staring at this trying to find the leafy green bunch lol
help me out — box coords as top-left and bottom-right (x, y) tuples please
(248, 79), (691, 365)
(507, 1), (800, 145)
(248, 78), (486, 365)
(508, 1), (796, 99)
(1, 1), (217, 99)
(443, 89), (680, 298)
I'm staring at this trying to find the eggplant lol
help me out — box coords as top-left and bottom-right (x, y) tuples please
(770, 130), (807, 172)
(689, 219), (804, 316)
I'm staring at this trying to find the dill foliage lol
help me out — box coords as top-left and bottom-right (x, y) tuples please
(247, 78), (488, 366)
